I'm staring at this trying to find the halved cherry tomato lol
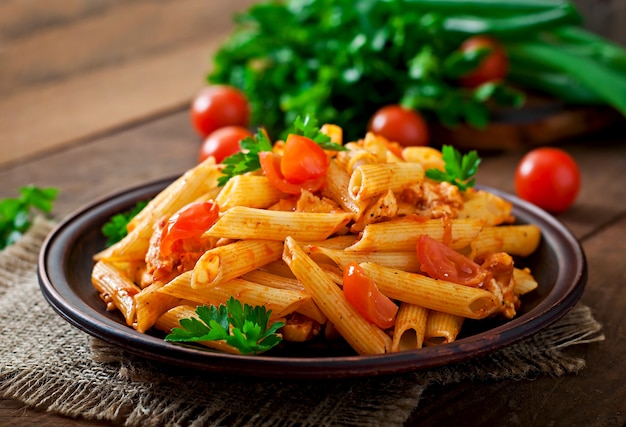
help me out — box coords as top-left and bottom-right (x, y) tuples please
(416, 235), (487, 286)
(190, 85), (250, 138)
(368, 105), (429, 147)
(458, 36), (508, 88)
(280, 134), (329, 184)
(160, 201), (219, 256)
(259, 151), (327, 195)
(515, 147), (581, 214)
(198, 126), (252, 164)
(343, 262), (398, 329)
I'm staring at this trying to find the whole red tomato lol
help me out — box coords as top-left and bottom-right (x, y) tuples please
(368, 105), (429, 147)
(458, 36), (508, 87)
(515, 147), (581, 214)
(190, 85), (250, 138)
(198, 126), (252, 164)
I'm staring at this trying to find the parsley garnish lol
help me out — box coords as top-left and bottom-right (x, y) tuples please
(217, 115), (345, 186)
(217, 127), (273, 187)
(288, 116), (347, 152)
(165, 297), (284, 355)
(101, 200), (148, 247)
(425, 145), (481, 191)
(0, 185), (58, 250)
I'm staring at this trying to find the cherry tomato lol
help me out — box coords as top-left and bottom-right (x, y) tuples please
(458, 36), (508, 88)
(160, 201), (219, 256)
(190, 85), (250, 138)
(343, 262), (398, 329)
(416, 235), (488, 286)
(280, 134), (329, 184)
(258, 152), (326, 195)
(515, 147), (581, 214)
(198, 126), (252, 164)
(368, 105), (429, 147)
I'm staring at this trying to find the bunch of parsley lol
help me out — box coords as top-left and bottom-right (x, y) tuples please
(207, 0), (563, 141)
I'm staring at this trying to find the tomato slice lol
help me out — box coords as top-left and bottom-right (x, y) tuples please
(259, 151), (326, 195)
(280, 134), (329, 184)
(416, 235), (487, 286)
(343, 262), (398, 329)
(160, 201), (220, 256)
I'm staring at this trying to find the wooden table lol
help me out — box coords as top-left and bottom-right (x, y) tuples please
(1, 1), (625, 426)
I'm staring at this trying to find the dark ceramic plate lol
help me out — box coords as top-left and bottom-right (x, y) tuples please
(38, 177), (587, 379)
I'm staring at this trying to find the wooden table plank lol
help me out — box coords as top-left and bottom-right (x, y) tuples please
(0, 0), (257, 167)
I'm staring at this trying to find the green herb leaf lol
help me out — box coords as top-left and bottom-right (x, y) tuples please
(218, 127), (273, 187)
(0, 185), (58, 250)
(101, 201), (148, 247)
(165, 296), (285, 355)
(425, 145), (481, 191)
(287, 115), (347, 151)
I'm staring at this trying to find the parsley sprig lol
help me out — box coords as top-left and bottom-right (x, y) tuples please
(0, 185), (58, 250)
(425, 145), (481, 191)
(218, 127), (273, 187)
(101, 201), (147, 247)
(165, 297), (285, 355)
(217, 115), (345, 187)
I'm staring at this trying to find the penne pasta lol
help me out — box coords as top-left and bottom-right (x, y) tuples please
(359, 262), (498, 319)
(215, 175), (282, 210)
(159, 271), (310, 320)
(469, 224), (541, 259)
(391, 303), (429, 352)
(424, 312), (464, 346)
(349, 162), (425, 201)
(346, 217), (485, 251)
(203, 206), (352, 241)
(191, 239), (283, 289)
(91, 260), (140, 326)
(282, 237), (392, 355)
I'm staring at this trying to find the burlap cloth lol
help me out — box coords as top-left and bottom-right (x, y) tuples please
(0, 218), (605, 426)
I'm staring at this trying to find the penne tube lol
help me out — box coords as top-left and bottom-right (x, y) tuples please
(321, 160), (369, 219)
(359, 262), (498, 319)
(134, 282), (182, 333)
(469, 224), (541, 259)
(154, 305), (242, 355)
(159, 271), (310, 320)
(215, 175), (282, 210)
(513, 267), (539, 295)
(282, 236), (393, 355)
(306, 245), (421, 273)
(91, 261), (140, 326)
(346, 217), (484, 251)
(203, 206), (352, 241)
(241, 270), (326, 324)
(191, 239), (283, 289)
(391, 303), (429, 352)
(424, 311), (464, 346)
(349, 162), (425, 201)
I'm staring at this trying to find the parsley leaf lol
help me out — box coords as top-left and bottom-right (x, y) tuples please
(0, 185), (58, 250)
(101, 201), (148, 247)
(288, 116), (346, 152)
(217, 127), (273, 187)
(425, 145), (481, 191)
(165, 296), (285, 355)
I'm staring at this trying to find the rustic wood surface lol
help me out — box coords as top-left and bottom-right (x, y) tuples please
(1, 1), (625, 426)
